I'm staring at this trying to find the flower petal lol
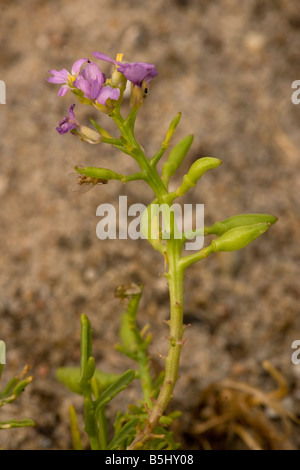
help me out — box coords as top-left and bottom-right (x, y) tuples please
(92, 51), (116, 64)
(118, 63), (147, 87)
(47, 68), (69, 84)
(68, 104), (77, 122)
(90, 79), (101, 100)
(56, 120), (77, 135)
(57, 85), (69, 96)
(73, 75), (91, 98)
(96, 86), (120, 105)
(118, 62), (158, 87)
(144, 67), (158, 83)
(56, 104), (78, 134)
(82, 62), (105, 86)
(71, 58), (88, 75)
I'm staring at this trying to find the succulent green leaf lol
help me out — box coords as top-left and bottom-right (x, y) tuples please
(69, 405), (83, 450)
(95, 369), (135, 410)
(151, 113), (182, 167)
(79, 356), (96, 388)
(0, 418), (35, 429)
(161, 134), (194, 183)
(108, 417), (139, 450)
(56, 367), (120, 395)
(177, 157), (222, 196)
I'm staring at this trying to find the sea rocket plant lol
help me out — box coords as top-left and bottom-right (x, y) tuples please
(48, 52), (277, 450)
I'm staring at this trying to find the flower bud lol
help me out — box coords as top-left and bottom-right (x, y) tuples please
(211, 222), (271, 253)
(162, 134), (194, 183)
(111, 69), (127, 91)
(78, 126), (102, 144)
(206, 213), (278, 236)
(177, 157), (222, 196)
(130, 81), (148, 107)
(75, 165), (123, 181)
(110, 54), (127, 95)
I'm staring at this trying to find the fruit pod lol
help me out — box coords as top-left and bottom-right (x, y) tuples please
(211, 222), (271, 253)
(75, 166), (123, 181)
(162, 134), (194, 182)
(206, 213), (278, 236)
(177, 157), (222, 196)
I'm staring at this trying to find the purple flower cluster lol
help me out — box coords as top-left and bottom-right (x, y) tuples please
(48, 52), (158, 102)
(48, 59), (120, 105)
(48, 52), (158, 136)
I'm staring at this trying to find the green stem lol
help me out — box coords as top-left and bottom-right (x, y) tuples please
(111, 110), (168, 201)
(83, 396), (100, 450)
(128, 228), (185, 449)
(136, 349), (153, 407)
(180, 245), (214, 271)
(110, 108), (187, 448)
(80, 315), (101, 450)
(89, 434), (101, 451)
(97, 407), (108, 450)
(149, 239), (184, 423)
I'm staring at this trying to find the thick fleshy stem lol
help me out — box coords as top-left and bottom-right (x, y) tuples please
(105, 110), (185, 446)
(128, 213), (185, 449)
(107, 111), (188, 448)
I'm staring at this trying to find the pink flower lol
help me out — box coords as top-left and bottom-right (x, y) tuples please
(47, 59), (88, 96)
(92, 51), (158, 88)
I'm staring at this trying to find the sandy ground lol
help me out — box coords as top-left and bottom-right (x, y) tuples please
(0, 0), (300, 450)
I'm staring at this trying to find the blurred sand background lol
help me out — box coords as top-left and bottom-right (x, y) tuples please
(0, 0), (300, 449)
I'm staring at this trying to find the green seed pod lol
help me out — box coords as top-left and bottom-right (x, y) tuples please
(177, 157), (222, 196)
(75, 166), (123, 181)
(206, 213), (278, 236)
(211, 222), (271, 253)
(162, 134), (194, 182)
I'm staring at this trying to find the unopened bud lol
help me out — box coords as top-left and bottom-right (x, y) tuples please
(206, 213), (278, 236)
(130, 81), (147, 107)
(177, 157), (222, 196)
(78, 126), (102, 144)
(164, 112), (182, 143)
(211, 222), (271, 253)
(162, 134), (194, 183)
(112, 70), (127, 90)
